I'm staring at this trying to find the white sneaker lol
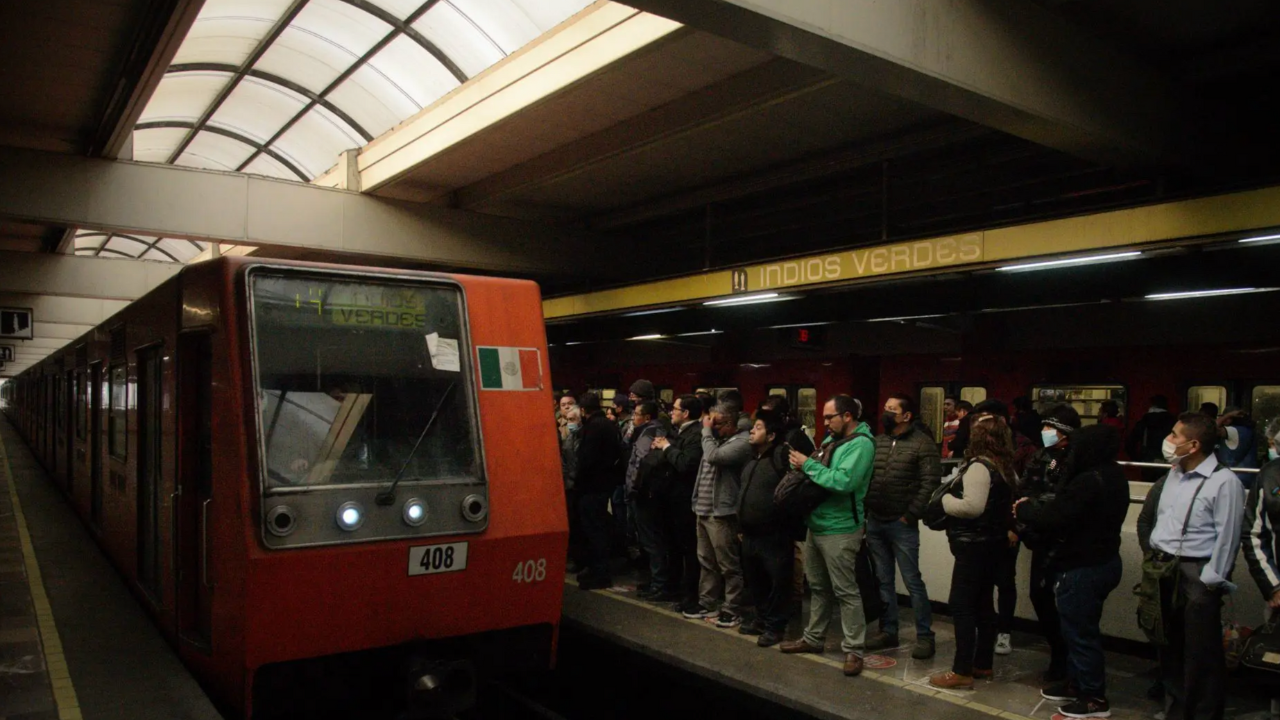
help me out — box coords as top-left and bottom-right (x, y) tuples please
(995, 633), (1012, 655)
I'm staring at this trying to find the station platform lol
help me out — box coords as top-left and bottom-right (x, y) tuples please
(563, 569), (1274, 720)
(0, 418), (221, 720)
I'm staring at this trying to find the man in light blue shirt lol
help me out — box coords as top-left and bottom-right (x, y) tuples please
(1146, 412), (1243, 720)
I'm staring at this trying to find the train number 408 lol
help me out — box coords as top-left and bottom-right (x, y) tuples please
(512, 559), (546, 583)
(407, 542), (469, 576)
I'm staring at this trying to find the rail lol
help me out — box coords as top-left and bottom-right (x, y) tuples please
(938, 457), (1261, 504)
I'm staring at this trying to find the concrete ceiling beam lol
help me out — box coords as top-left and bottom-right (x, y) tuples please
(0, 293), (128, 327)
(0, 146), (623, 278)
(0, 251), (180, 300)
(627, 0), (1185, 168)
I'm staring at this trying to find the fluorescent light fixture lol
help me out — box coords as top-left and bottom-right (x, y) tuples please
(1240, 233), (1280, 243)
(1145, 287), (1277, 300)
(703, 293), (788, 306)
(997, 251), (1141, 273)
(864, 314), (945, 323)
(621, 306), (686, 317)
(627, 334), (665, 341)
(564, 341), (583, 346)
(676, 329), (722, 337)
(766, 321), (838, 329)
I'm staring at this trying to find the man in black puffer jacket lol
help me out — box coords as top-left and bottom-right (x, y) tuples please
(1014, 424), (1130, 719)
(736, 412), (794, 648)
(864, 393), (941, 660)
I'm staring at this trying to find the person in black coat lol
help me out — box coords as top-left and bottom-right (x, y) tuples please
(650, 394), (706, 611)
(1127, 396), (1178, 482)
(736, 412), (795, 647)
(1014, 424), (1130, 719)
(574, 392), (623, 590)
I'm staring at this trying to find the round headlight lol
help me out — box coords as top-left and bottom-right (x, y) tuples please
(403, 498), (427, 527)
(336, 501), (365, 531)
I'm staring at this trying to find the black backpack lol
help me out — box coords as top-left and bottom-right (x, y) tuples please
(773, 429), (874, 520)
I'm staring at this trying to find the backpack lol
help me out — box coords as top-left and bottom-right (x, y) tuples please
(773, 428), (874, 521)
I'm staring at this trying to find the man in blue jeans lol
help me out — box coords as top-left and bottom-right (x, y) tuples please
(1015, 424), (1133, 718)
(863, 394), (941, 659)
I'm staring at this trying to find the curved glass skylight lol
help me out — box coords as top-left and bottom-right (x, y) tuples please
(133, 0), (593, 184)
(73, 231), (209, 263)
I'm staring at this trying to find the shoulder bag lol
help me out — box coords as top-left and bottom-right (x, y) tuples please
(1133, 472), (1211, 647)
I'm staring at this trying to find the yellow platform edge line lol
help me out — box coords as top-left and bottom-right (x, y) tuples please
(566, 580), (1035, 720)
(0, 434), (82, 714)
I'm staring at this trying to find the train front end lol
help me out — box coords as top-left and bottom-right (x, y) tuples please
(235, 264), (566, 718)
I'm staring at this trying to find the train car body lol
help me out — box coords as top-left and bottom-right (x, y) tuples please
(2, 258), (567, 719)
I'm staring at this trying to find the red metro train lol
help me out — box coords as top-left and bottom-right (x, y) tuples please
(1, 258), (567, 719)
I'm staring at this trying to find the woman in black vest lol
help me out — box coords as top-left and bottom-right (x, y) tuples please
(930, 413), (1016, 689)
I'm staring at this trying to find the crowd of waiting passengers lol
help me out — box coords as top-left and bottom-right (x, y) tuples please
(554, 383), (1280, 720)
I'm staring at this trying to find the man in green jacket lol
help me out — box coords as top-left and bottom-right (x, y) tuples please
(779, 395), (876, 678)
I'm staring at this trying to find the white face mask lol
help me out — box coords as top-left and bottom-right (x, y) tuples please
(1270, 447), (1279, 462)
(1162, 437), (1191, 464)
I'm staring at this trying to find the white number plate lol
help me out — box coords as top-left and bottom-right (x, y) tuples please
(407, 542), (468, 576)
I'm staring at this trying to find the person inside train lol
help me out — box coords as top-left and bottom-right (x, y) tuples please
(945, 400), (974, 458)
(942, 396), (961, 454)
(684, 396), (751, 627)
(1140, 412), (1243, 720)
(1014, 404), (1081, 681)
(864, 393), (941, 660)
(573, 392), (625, 591)
(1014, 424), (1129, 719)
(736, 411), (796, 647)
(650, 395), (706, 612)
(1012, 396), (1044, 449)
(1215, 406), (1259, 474)
(780, 395), (876, 678)
(1127, 395), (1177, 482)
(929, 412), (1016, 690)
(1098, 400), (1124, 432)
(1242, 418), (1280, 613)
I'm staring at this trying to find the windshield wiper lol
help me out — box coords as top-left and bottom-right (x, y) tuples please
(375, 382), (457, 506)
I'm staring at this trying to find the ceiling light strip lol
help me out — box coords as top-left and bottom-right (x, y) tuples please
(1145, 288), (1277, 300)
(996, 251), (1141, 273)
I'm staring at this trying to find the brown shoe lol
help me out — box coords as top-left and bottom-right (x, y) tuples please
(972, 668), (994, 680)
(779, 639), (824, 654)
(929, 671), (974, 689)
(843, 653), (864, 676)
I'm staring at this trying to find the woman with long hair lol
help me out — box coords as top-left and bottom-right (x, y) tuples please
(930, 412), (1016, 689)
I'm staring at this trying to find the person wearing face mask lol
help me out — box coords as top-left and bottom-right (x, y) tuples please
(863, 393), (942, 659)
(1138, 412), (1244, 720)
(1013, 404), (1081, 679)
(1241, 418), (1280, 619)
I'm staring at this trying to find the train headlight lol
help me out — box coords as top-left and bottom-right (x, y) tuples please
(403, 498), (427, 527)
(336, 501), (365, 531)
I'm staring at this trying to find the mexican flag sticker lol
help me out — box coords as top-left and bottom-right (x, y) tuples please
(476, 346), (542, 391)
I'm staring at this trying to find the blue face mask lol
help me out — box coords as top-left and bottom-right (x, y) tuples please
(567, 423), (580, 432)
(1270, 447), (1279, 462)
(1041, 429), (1060, 448)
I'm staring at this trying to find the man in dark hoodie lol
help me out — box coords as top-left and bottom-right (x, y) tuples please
(650, 395), (705, 611)
(1014, 425), (1130, 719)
(736, 411), (795, 647)
(864, 393), (941, 660)
(574, 392), (623, 590)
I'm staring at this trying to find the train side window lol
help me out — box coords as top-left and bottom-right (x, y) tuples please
(960, 387), (987, 405)
(109, 365), (127, 459)
(1187, 385), (1227, 414)
(1253, 386), (1280, 444)
(1031, 384), (1126, 426)
(797, 387), (817, 436)
(658, 387), (674, 406)
(919, 386), (946, 442)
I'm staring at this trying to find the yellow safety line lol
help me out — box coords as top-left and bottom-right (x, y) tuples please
(1, 433), (83, 720)
(565, 578), (1035, 720)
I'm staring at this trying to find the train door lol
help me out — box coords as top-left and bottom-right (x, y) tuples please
(176, 332), (213, 647)
(917, 382), (988, 443)
(90, 362), (103, 529)
(65, 370), (75, 495)
(136, 346), (163, 602)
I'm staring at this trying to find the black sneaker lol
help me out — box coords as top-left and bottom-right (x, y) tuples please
(647, 589), (682, 603)
(1058, 697), (1110, 719)
(635, 586), (659, 600)
(1041, 680), (1078, 702)
(757, 630), (784, 648)
(714, 611), (743, 628)
(738, 619), (764, 636)
(681, 604), (716, 619)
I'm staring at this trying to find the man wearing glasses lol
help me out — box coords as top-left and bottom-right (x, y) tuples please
(779, 395), (877, 677)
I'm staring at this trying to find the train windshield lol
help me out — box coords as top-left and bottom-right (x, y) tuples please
(249, 272), (481, 491)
